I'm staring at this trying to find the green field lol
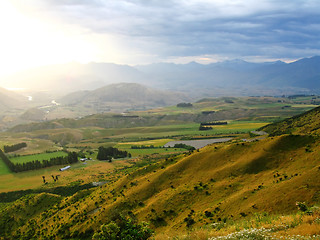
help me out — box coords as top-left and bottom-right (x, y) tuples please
(9, 151), (68, 164)
(120, 147), (186, 157)
(0, 158), (10, 175)
(92, 121), (268, 141)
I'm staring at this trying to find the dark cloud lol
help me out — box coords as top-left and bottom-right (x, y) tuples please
(16, 0), (320, 62)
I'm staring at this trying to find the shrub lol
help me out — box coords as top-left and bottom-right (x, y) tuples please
(296, 202), (308, 212)
(92, 215), (153, 240)
(184, 216), (195, 228)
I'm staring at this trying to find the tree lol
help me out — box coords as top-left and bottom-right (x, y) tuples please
(92, 216), (153, 240)
(97, 146), (128, 160)
(177, 102), (193, 108)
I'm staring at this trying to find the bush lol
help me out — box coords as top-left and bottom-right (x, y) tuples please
(177, 102), (193, 108)
(97, 146), (129, 160)
(92, 215), (153, 240)
(173, 143), (195, 151)
(296, 202), (308, 212)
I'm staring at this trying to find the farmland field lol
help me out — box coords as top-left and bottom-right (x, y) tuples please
(0, 159), (126, 192)
(0, 96), (317, 194)
(101, 121), (269, 140)
(0, 158), (10, 175)
(9, 151), (68, 164)
(119, 147), (187, 157)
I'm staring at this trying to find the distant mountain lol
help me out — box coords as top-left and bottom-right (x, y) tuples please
(59, 83), (191, 112)
(1, 62), (148, 96)
(2, 56), (320, 97)
(135, 56), (320, 96)
(259, 56), (320, 89)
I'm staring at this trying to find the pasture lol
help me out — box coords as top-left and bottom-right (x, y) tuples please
(8, 151), (68, 164)
(100, 121), (268, 141)
(120, 147), (186, 157)
(0, 158), (10, 175)
(0, 159), (127, 192)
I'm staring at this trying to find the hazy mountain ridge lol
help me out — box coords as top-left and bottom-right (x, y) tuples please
(1, 62), (148, 95)
(1, 56), (319, 97)
(135, 56), (320, 94)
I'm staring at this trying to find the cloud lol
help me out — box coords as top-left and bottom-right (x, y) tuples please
(9, 0), (320, 63)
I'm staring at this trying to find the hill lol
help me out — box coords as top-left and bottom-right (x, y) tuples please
(2, 105), (320, 238)
(20, 108), (46, 121)
(1, 134), (319, 239)
(0, 87), (28, 110)
(59, 83), (191, 112)
(260, 105), (320, 136)
(0, 99), (320, 239)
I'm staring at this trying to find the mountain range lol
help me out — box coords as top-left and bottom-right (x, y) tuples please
(1, 56), (320, 97)
(0, 56), (319, 128)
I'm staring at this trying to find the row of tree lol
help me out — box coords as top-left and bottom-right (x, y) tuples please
(97, 146), (130, 161)
(3, 142), (27, 153)
(177, 102), (193, 108)
(200, 122), (228, 126)
(0, 149), (78, 173)
(199, 126), (213, 131)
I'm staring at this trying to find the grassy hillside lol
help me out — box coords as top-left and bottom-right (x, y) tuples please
(1, 98), (320, 239)
(1, 133), (320, 239)
(261, 106), (320, 136)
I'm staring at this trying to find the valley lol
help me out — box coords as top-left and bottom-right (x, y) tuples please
(1, 0), (320, 237)
(0, 94), (320, 239)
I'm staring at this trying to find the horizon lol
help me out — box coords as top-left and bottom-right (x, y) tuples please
(0, 54), (314, 77)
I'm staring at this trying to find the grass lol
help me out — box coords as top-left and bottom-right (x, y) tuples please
(0, 158), (10, 175)
(154, 210), (320, 239)
(110, 121), (268, 139)
(116, 138), (174, 147)
(9, 151), (68, 164)
(121, 147), (186, 157)
(1, 96), (320, 239)
(1, 133), (320, 239)
(0, 159), (123, 192)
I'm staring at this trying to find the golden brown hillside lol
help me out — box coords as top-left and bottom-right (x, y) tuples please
(2, 133), (320, 239)
(261, 106), (320, 136)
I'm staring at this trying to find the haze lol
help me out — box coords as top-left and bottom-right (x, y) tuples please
(0, 0), (319, 79)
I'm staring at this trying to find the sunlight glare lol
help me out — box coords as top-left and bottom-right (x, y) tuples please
(0, 2), (98, 76)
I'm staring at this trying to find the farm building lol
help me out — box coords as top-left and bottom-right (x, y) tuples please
(60, 165), (71, 171)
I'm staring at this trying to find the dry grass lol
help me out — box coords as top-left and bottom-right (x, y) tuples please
(0, 159), (122, 192)
(2, 133), (320, 239)
(153, 211), (320, 239)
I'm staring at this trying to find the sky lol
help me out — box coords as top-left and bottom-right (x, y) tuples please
(0, 0), (319, 76)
